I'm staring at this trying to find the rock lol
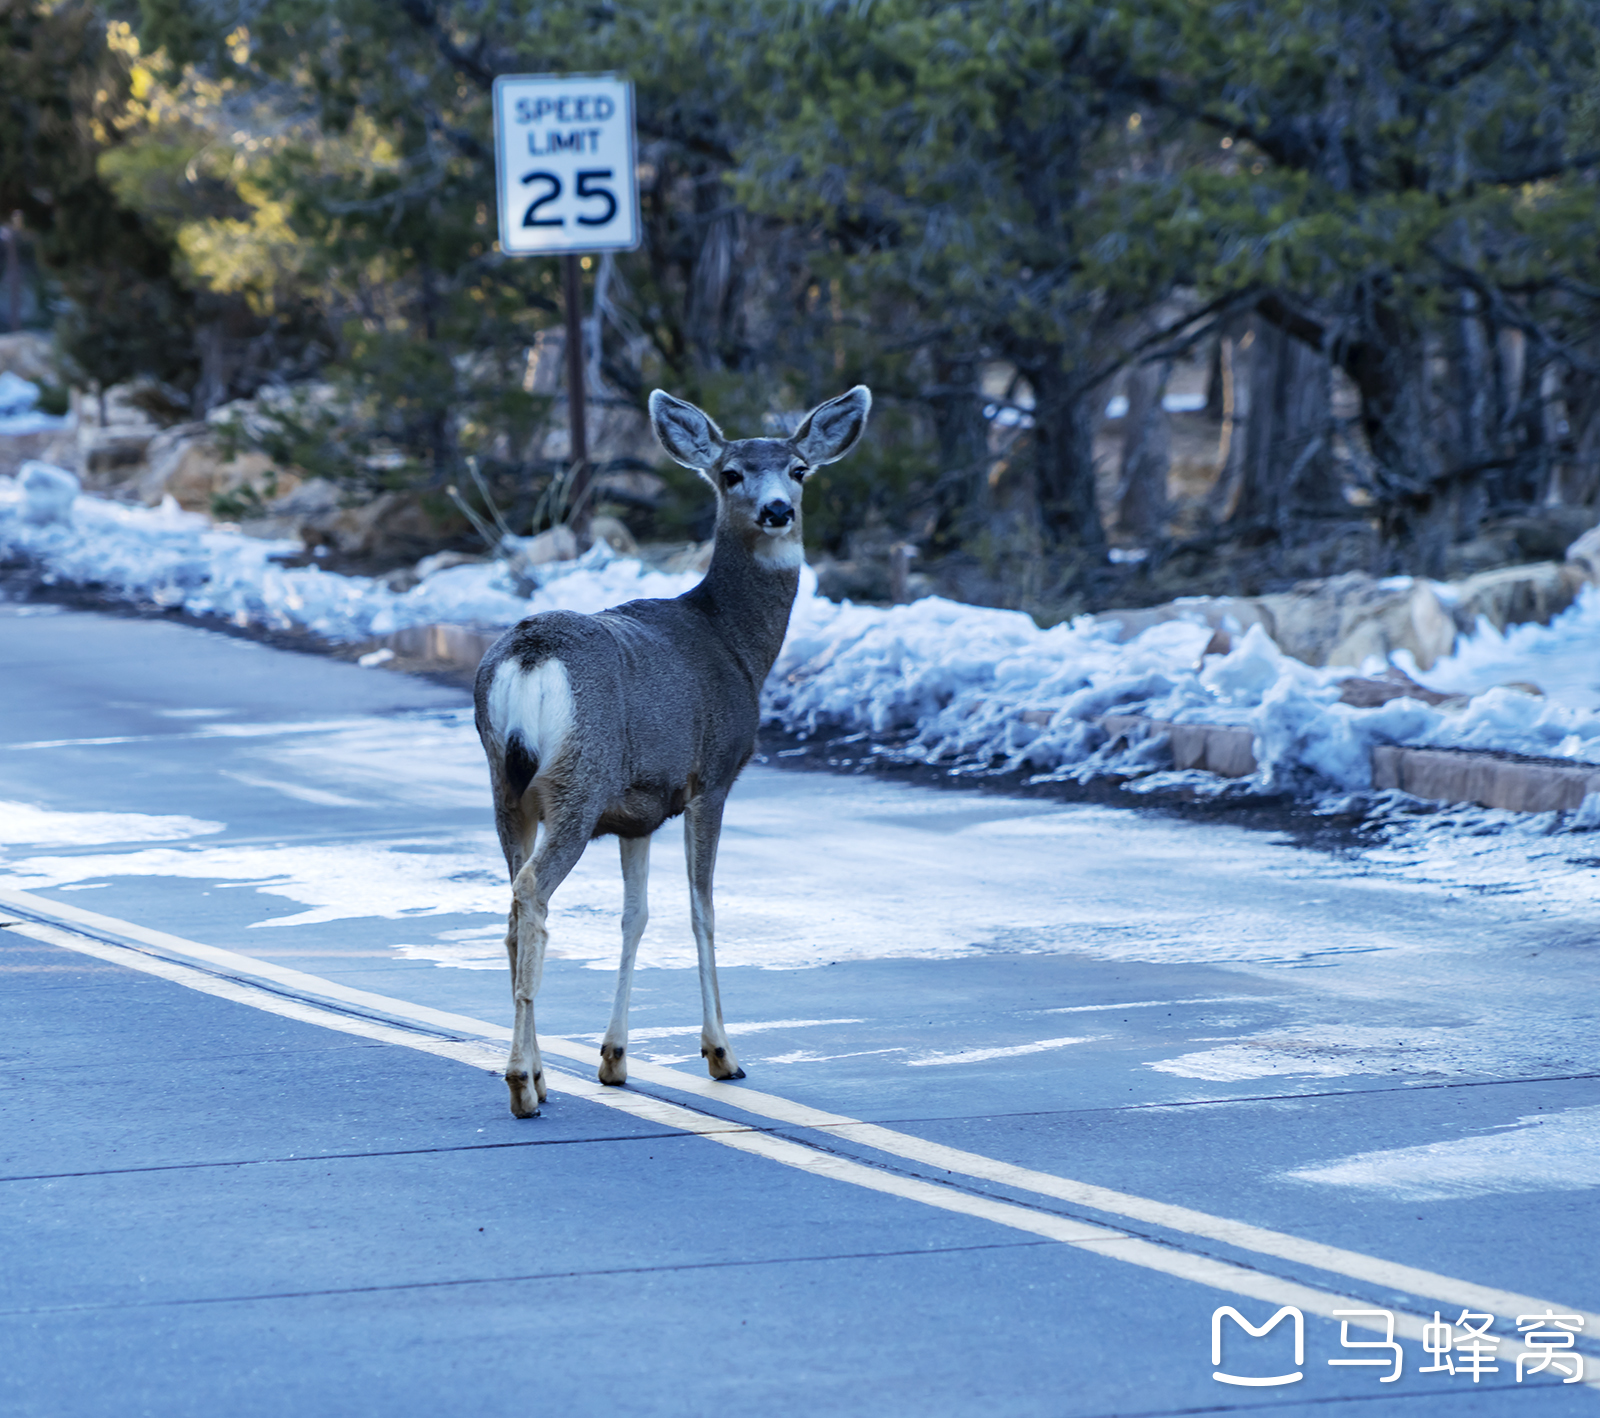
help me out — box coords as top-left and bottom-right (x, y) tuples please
(1095, 574), (1455, 669)
(1336, 668), (1466, 709)
(0, 429), (71, 478)
(1257, 574), (1454, 670)
(1448, 561), (1587, 634)
(383, 549), (490, 592)
(0, 332), (59, 384)
(19, 460), (79, 526)
(269, 477), (342, 518)
(414, 550), (488, 580)
(1094, 596), (1276, 646)
(66, 384), (163, 489)
(235, 478), (437, 563)
(134, 426), (295, 514)
(318, 490), (438, 560)
(83, 429), (159, 485)
(1566, 524), (1600, 584)
(589, 514), (639, 558)
(502, 525), (580, 579)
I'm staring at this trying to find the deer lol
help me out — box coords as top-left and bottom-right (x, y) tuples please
(474, 385), (872, 1117)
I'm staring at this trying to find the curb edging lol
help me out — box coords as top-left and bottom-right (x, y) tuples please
(1101, 714), (1600, 815)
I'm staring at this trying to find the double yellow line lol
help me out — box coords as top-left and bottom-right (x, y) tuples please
(3, 885), (1594, 1381)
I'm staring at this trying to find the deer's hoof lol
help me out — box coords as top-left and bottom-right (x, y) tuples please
(702, 1044), (746, 1081)
(506, 1069), (543, 1118)
(598, 1044), (627, 1086)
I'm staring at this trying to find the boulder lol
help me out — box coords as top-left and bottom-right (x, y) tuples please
(0, 332), (59, 384)
(19, 460), (79, 526)
(134, 426), (294, 514)
(382, 549), (489, 593)
(1096, 574), (1457, 670)
(1566, 524), (1600, 584)
(590, 514), (639, 558)
(306, 488), (439, 561)
(1448, 561), (1587, 634)
(1092, 596), (1276, 646)
(67, 384), (162, 489)
(1335, 667), (1466, 709)
(502, 525), (579, 578)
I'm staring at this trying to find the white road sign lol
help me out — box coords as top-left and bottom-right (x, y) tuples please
(492, 73), (639, 256)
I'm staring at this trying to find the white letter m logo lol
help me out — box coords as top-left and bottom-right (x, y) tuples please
(1213, 1305), (1305, 1386)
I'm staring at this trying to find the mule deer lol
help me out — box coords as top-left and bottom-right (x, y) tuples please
(474, 386), (871, 1116)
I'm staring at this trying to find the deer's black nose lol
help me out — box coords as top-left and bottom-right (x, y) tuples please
(758, 499), (794, 527)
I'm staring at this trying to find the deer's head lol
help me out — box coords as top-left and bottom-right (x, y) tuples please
(649, 386), (871, 567)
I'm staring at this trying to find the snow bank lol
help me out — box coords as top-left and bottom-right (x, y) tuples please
(0, 373), (68, 436)
(2, 478), (1598, 794)
(772, 595), (1600, 788)
(0, 471), (702, 643)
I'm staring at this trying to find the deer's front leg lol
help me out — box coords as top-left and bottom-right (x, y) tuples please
(684, 797), (743, 1081)
(599, 834), (650, 1085)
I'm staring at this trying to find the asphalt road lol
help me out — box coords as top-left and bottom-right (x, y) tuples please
(2, 602), (1597, 1417)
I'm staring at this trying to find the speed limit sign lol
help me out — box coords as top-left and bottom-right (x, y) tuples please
(492, 73), (640, 255)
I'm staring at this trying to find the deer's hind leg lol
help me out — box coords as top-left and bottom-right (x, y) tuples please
(490, 768), (539, 997)
(599, 833), (650, 1085)
(504, 802), (592, 1117)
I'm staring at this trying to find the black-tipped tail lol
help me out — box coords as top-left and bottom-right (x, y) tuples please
(504, 731), (539, 801)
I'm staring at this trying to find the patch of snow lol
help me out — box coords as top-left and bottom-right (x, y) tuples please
(1283, 1105), (1600, 1201)
(906, 1035), (1101, 1066)
(0, 800), (223, 847)
(20, 461), (77, 526)
(3, 483), (1600, 797)
(0, 373), (68, 434)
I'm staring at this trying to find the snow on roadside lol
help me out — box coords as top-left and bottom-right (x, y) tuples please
(0, 371), (69, 435)
(771, 586), (1600, 789)
(3, 474), (1599, 797)
(0, 471), (700, 642)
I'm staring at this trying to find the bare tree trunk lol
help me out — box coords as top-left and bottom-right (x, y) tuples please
(190, 320), (229, 418)
(1115, 357), (1170, 544)
(1209, 322), (1253, 524)
(1217, 318), (1338, 539)
(1026, 355), (1105, 551)
(1558, 353), (1600, 508)
(927, 354), (992, 544)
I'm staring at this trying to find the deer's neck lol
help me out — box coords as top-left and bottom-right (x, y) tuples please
(686, 523), (801, 691)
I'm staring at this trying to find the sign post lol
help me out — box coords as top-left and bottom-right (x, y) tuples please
(492, 73), (639, 539)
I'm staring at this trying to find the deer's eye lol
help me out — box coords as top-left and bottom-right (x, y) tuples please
(722, 466), (744, 487)
(790, 465), (808, 483)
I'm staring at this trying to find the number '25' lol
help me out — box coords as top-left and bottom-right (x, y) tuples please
(521, 169), (616, 227)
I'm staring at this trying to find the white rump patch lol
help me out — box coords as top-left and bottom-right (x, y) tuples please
(487, 657), (576, 775)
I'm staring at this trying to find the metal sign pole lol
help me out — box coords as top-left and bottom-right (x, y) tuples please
(562, 252), (591, 539)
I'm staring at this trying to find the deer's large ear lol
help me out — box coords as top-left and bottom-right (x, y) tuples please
(649, 390), (727, 472)
(791, 386), (871, 466)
